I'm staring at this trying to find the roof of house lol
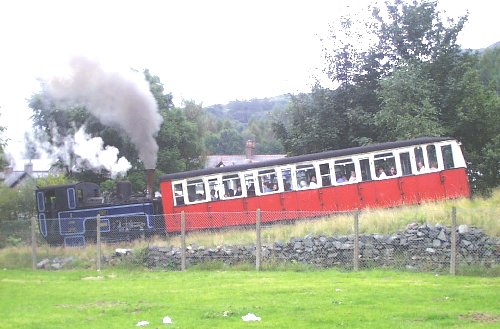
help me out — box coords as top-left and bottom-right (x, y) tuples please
(3, 172), (28, 188)
(1, 159), (59, 188)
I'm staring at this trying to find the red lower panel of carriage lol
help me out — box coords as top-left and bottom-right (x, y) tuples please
(160, 168), (470, 233)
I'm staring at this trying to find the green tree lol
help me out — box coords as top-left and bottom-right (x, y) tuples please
(242, 117), (284, 154)
(376, 61), (445, 139)
(0, 184), (18, 221)
(274, 0), (499, 192)
(156, 107), (204, 173)
(477, 46), (500, 94)
(0, 112), (7, 168)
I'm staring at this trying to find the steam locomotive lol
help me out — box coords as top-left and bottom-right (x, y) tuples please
(35, 176), (164, 246)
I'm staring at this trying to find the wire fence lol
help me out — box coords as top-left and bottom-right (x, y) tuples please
(0, 206), (498, 274)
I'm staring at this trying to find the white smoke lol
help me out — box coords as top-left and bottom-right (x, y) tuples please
(43, 56), (163, 169)
(27, 125), (131, 178)
(73, 127), (131, 177)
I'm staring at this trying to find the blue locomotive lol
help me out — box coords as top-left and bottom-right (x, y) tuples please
(35, 179), (164, 246)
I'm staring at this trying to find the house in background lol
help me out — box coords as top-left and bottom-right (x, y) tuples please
(205, 140), (285, 168)
(0, 159), (58, 188)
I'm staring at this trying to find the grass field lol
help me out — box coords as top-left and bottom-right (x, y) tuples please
(0, 268), (498, 328)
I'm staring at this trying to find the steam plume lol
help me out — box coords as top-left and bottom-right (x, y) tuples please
(44, 56), (163, 169)
(73, 127), (132, 177)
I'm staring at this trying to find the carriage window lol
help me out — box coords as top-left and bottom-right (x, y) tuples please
(173, 183), (185, 206)
(186, 179), (206, 202)
(399, 152), (412, 176)
(258, 169), (278, 193)
(207, 177), (221, 201)
(222, 174), (242, 198)
(296, 164), (317, 189)
(244, 172), (256, 196)
(360, 158), (372, 181)
(427, 145), (438, 170)
(374, 152), (397, 178)
(334, 159), (354, 183)
(319, 163), (331, 186)
(281, 168), (293, 191)
(414, 146), (425, 172)
(441, 144), (455, 169)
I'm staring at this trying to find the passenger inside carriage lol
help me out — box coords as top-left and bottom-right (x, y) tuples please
(416, 160), (426, 173)
(377, 166), (387, 178)
(349, 171), (357, 182)
(336, 171), (347, 183)
(210, 189), (218, 201)
(247, 183), (256, 196)
(234, 186), (242, 196)
(388, 167), (397, 176)
(309, 175), (318, 188)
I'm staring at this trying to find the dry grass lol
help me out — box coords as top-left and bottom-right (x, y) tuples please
(0, 189), (498, 269)
(164, 191), (499, 248)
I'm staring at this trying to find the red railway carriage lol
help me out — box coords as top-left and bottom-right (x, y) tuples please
(159, 137), (470, 232)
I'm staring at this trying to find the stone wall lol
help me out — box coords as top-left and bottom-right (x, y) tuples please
(145, 223), (499, 271)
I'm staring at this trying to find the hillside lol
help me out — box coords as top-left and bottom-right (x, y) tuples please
(204, 94), (290, 124)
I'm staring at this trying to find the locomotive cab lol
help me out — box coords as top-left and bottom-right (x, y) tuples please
(36, 182), (102, 218)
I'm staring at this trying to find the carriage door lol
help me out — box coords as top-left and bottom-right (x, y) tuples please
(358, 157), (377, 208)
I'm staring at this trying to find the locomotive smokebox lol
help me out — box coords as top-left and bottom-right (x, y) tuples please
(146, 169), (155, 199)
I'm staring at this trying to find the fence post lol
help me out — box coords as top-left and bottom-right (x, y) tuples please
(181, 211), (186, 271)
(30, 217), (37, 270)
(353, 211), (360, 272)
(450, 207), (457, 276)
(256, 209), (262, 271)
(96, 214), (101, 272)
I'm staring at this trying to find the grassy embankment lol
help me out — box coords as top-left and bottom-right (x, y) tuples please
(0, 190), (498, 270)
(0, 268), (499, 329)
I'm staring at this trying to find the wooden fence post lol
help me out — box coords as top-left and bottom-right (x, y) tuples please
(450, 207), (457, 276)
(353, 211), (360, 272)
(256, 209), (262, 271)
(181, 211), (186, 271)
(30, 217), (37, 270)
(96, 214), (101, 272)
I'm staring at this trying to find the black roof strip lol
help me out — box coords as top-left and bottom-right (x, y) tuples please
(160, 136), (452, 181)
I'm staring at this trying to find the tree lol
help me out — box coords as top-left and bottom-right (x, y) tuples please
(273, 86), (350, 155)
(242, 117), (284, 154)
(477, 46), (500, 94)
(273, 0), (499, 192)
(0, 112), (7, 168)
(376, 61), (445, 140)
(156, 107), (204, 173)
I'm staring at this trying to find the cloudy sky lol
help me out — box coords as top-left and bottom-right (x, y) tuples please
(0, 0), (498, 162)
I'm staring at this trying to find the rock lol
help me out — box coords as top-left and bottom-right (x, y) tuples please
(437, 230), (447, 241)
(458, 224), (469, 234)
(36, 259), (50, 269)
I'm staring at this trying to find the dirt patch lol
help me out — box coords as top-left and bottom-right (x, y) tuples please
(459, 312), (499, 323)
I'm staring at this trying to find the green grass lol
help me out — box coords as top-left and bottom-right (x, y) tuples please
(0, 269), (498, 328)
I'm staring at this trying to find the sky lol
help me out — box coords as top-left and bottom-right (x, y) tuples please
(0, 0), (498, 166)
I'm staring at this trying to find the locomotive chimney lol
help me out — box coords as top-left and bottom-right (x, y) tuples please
(146, 169), (155, 199)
